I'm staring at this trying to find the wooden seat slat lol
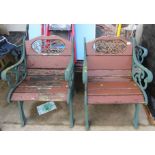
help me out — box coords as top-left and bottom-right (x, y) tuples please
(88, 88), (142, 96)
(88, 95), (144, 104)
(88, 81), (138, 89)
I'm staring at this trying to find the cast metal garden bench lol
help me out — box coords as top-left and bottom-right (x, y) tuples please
(1, 35), (74, 127)
(83, 36), (153, 130)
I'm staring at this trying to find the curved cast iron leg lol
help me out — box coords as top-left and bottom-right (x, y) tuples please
(18, 101), (26, 127)
(84, 87), (89, 130)
(133, 104), (140, 129)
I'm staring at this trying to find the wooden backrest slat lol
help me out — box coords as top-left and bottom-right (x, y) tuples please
(88, 70), (131, 77)
(27, 69), (65, 76)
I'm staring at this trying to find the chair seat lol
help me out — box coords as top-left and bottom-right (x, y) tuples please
(87, 81), (145, 104)
(11, 75), (68, 101)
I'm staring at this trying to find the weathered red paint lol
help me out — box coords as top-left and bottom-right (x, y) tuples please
(27, 69), (65, 76)
(27, 55), (70, 69)
(88, 81), (138, 89)
(88, 95), (144, 104)
(88, 88), (142, 96)
(87, 56), (132, 70)
(12, 93), (67, 101)
(88, 70), (131, 77)
(88, 70), (132, 82)
(12, 74), (68, 101)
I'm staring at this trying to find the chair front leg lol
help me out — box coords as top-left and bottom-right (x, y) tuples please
(18, 101), (26, 127)
(69, 94), (74, 128)
(84, 85), (89, 130)
(133, 104), (140, 129)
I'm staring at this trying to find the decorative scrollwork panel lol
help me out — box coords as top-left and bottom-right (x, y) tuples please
(32, 39), (65, 54)
(94, 39), (127, 54)
(135, 46), (148, 64)
(132, 63), (148, 90)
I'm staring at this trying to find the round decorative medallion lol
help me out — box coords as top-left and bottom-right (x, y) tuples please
(32, 39), (65, 54)
(94, 39), (127, 54)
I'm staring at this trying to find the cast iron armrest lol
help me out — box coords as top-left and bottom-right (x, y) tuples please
(64, 37), (74, 105)
(65, 56), (74, 105)
(65, 57), (74, 82)
(65, 37), (74, 82)
(1, 38), (27, 103)
(135, 44), (149, 63)
(82, 38), (88, 84)
(132, 38), (153, 104)
(82, 59), (88, 84)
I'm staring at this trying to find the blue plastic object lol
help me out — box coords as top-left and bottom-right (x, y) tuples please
(75, 24), (95, 60)
(28, 24), (41, 40)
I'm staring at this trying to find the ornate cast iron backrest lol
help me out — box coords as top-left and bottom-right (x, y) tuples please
(87, 36), (132, 55)
(94, 38), (127, 54)
(25, 35), (71, 69)
(26, 35), (71, 56)
(31, 39), (65, 54)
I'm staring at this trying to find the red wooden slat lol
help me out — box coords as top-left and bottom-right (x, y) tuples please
(11, 93), (67, 101)
(88, 95), (144, 104)
(27, 55), (70, 69)
(88, 76), (132, 82)
(27, 69), (64, 76)
(88, 70), (131, 77)
(19, 77), (67, 87)
(14, 86), (67, 93)
(88, 89), (142, 96)
(87, 56), (132, 70)
(88, 81), (138, 89)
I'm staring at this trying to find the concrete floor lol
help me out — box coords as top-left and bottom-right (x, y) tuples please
(0, 78), (155, 131)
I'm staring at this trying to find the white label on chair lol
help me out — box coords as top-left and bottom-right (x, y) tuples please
(37, 101), (57, 115)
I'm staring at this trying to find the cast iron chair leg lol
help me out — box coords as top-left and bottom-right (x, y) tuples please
(69, 95), (74, 128)
(133, 104), (140, 129)
(84, 90), (89, 130)
(18, 101), (26, 127)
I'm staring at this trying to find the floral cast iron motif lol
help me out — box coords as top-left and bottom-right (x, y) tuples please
(132, 43), (153, 104)
(32, 39), (65, 54)
(94, 39), (127, 54)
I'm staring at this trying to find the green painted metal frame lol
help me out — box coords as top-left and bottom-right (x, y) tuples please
(82, 38), (89, 130)
(83, 37), (153, 130)
(1, 37), (27, 104)
(1, 36), (75, 128)
(1, 37), (27, 126)
(132, 37), (153, 129)
(132, 37), (153, 105)
(65, 37), (75, 127)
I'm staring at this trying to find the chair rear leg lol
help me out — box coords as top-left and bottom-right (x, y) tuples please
(84, 89), (89, 130)
(69, 96), (74, 128)
(18, 101), (26, 127)
(133, 104), (140, 129)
